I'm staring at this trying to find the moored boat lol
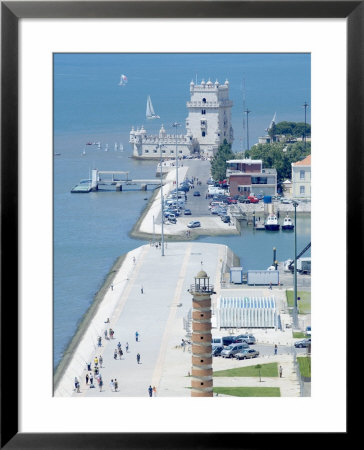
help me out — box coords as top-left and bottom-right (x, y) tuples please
(264, 214), (280, 231)
(282, 215), (294, 230)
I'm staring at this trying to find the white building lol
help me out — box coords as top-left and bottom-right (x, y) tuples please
(130, 79), (234, 159)
(186, 79), (233, 157)
(291, 154), (311, 199)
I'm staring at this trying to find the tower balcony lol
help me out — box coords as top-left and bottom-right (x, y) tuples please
(189, 284), (215, 294)
(186, 100), (233, 108)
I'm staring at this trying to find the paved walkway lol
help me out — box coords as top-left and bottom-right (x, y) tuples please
(73, 242), (225, 397)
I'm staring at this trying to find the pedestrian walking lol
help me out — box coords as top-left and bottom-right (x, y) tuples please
(99, 355), (103, 367)
(269, 282), (272, 290)
(135, 331), (139, 342)
(94, 356), (98, 367)
(117, 341), (121, 349)
(279, 366), (283, 378)
(89, 373), (93, 386)
(114, 349), (118, 360)
(119, 348), (123, 359)
(74, 377), (79, 391)
(111, 284), (114, 291)
(76, 381), (80, 393)
(114, 379), (118, 392)
(86, 373), (89, 385)
(274, 344), (278, 355)
(104, 329), (108, 339)
(98, 336), (102, 347)
(148, 385), (153, 397)
(87, 362), (91, 371)
(99, 378), (103, 392)
(110, 379), (114, 391)
(153, 386), (157, 397)
(141, 286), (144, 294)
(126, 342), (129, 352)
(137, 353), (141, 364)
(133, 256), (136, 264)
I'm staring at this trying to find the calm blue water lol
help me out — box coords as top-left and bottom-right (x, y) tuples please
(54, 53), (311, 368)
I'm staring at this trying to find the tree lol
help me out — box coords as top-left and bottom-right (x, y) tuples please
(245, 141), (311, 184)
(210, 139), (234, 181)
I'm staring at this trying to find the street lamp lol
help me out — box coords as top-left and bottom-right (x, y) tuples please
(292, 200), (299, 327)
(172, 122), (181, 196)
(303, 102), (309, 152)
(244, 109), (251, 150)
(158, 141), (165, 256)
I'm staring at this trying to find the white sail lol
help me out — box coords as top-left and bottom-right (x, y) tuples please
(146, 95), (160, 119)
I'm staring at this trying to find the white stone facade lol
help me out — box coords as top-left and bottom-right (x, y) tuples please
(130, 79), (234, 159)
(186, 79), (233, 158)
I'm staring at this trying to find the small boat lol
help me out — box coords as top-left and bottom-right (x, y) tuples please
(282, 215), (294, 230)
(119, 74), (128, 86)
(54, 153), (61, 156)
(146, 95), (160, 119)
(81, 147), (86, 156)
(114, 142), (118, 151)
(104, 144), (109, 152)
(264, 214), (280, 231)
(119, 143), (124, 152)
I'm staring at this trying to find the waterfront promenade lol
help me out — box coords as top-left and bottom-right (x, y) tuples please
(55, 240), (302, 398)
(55, 242), (226, 396)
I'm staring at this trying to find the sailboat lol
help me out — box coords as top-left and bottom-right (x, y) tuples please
(119, 143), (124, 152)
(114, 142), (118, 151)
(146, 95), (160, 119)
(119, 74), (128, 86)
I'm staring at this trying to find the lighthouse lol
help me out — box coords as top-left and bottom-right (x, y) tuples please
(189, 270), (215, 397)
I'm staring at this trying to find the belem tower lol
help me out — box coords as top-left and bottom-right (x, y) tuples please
(129, 79), (234, 160)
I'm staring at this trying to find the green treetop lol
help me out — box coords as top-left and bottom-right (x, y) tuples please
(210, 139), (234, 181)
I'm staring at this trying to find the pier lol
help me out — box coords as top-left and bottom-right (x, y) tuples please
(71, 169), (164, 193)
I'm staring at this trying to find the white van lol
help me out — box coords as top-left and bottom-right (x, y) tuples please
(235, 334), (256, 345)
(212, 337), (223, 346)
(221, 343), (249, 358)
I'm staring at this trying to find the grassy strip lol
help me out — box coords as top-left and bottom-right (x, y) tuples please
(286, 290), (311, 314)
(213, 362), (278, 378)
(214, 387), (281, 397)
(53, 253), (127, 391)
(297, 356), (311, 378)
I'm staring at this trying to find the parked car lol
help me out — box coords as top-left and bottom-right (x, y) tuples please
(184, 209), (192, 215)
(235, 349), (260, 360)
(248, 195), (259, 203)
(212, 345), (224, 356)
(187, 221), (201, 228)
(221, 343), (249, 358)
(294, 338), (311, 348)
(234, 334), (256, 345)
(221, 215), (231, 223)
(168, 216), (177, 224)
(193, 191), (201, 196)
(222, 336), (237, 346)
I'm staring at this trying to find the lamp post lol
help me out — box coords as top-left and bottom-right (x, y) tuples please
(303, 102), (309, 152)
(159, 141), (165, 256)
(244, 109), (251, 150)
(172, 122), (181, 198)
(292, 200), (299, 327)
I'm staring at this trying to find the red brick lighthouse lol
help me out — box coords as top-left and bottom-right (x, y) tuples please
(189, 270), (215, 397)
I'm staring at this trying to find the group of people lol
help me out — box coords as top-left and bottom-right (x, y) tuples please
(75, 329), (143, 395)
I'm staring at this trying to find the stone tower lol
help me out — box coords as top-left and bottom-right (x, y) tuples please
(189, 270), (215, 397)
(186, 78), (234, 158)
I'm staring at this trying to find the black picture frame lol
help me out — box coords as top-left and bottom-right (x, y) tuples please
(1, 1), (358, 448)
